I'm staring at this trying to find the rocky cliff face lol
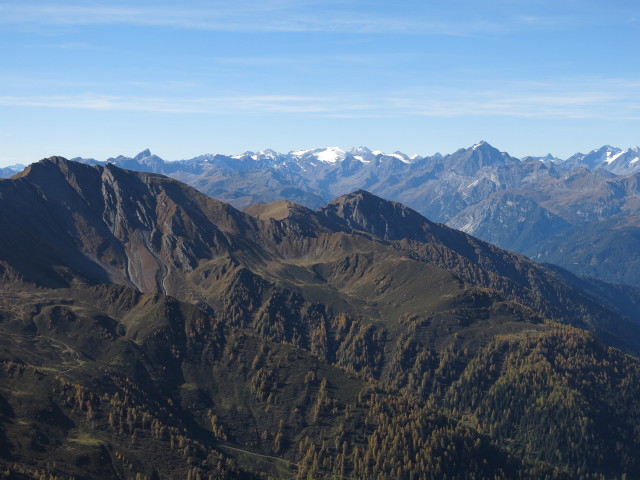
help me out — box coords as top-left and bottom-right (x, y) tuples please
(1, 157), (261, 292)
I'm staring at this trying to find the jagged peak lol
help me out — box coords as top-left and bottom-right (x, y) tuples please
(592, 144), (618, 153)
(469, 140), (502, 153)
(133, 148), (152, 161)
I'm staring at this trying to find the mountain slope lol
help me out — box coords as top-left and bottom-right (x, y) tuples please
(3, 158), (640, 478)
(62, 142), (640, 286)
(0, 157), (259, 291)
(447, 191), (572, 253)
(3, 159), (640, 351)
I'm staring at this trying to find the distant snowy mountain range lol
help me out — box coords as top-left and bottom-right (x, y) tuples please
(84, 142), (640, 173)
(3, 142), (640, 177)
(3, 141), (640, 287)
(72, 145), (418, 174)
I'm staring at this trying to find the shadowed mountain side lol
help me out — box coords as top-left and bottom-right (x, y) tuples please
(61, 143), (640, 286)
(1, 157), (262, 292)
(3, 159), (640, 356)
(3, 159), (640, 477)
(541, 263), (640, 322)
(531, 222), (640, 287)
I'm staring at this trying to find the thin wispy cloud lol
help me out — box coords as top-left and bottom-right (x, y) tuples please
(0, 2), (591, 35)
(0, 93), (343, 114)
(1, 0), (638, 166)
(0, 3), (436, 33)
(1, 79), (638, 119)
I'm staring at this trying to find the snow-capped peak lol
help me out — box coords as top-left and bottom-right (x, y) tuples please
(255, 148), (280, 161)
(387, 152), (411, 163)
(230, 151), (255, 159)
(291, 147), (347, 164)
(291, 148), (310, 156)
(471, 141), (489, 150)
(602, 146), (640, 171)
(225, 146), (422, 167)
(314, 147), (346, 163)
(349, 146), (372, 155)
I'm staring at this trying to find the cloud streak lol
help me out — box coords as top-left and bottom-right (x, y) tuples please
(0, 93), (343, 114)
(1, 79), (639, 120)
(0, 2), (589, 35)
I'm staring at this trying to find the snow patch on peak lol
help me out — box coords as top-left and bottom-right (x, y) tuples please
(387, 153), (410, 163)
(591, 145), (619, 157)
(605, 150), (625, 164)
(314, 147), (346, 163)
(291, 149), (310, 156)
(231, 151), (256, 159)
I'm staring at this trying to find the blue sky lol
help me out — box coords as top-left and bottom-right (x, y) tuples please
(0, 0), (639, 165)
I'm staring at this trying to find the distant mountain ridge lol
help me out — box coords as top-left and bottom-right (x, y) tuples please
(57, 141), (640, 174)
(6, 140), (640, 286)
(4, 142), (639, 179)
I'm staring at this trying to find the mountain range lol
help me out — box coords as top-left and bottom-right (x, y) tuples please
(2, 157), (640, 478)
(5, 141), (636, 286)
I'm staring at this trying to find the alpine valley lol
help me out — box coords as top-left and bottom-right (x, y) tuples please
(5, 141), (635, 287)
(2, 157), (640, 479)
